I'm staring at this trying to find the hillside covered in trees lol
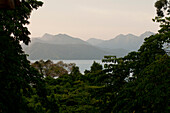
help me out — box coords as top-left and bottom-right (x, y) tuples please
(0, 0), (169, 113)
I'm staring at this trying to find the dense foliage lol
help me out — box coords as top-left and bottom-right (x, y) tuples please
(0, 0), (169, 113)
(31, 60), (75, 77)
(0, 0), (43, 112)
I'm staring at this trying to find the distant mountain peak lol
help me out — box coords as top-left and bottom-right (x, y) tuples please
(31, 33), (88, 45)
(113, 34), (124, 40)
(95, 31), (155, 51)
(140, 31), (155, 38)
(143, 31), (154, 34)
(55, 33), (73, 38)
(126, 33), (137, 37)
(42, 33), (74, 39)
(42, 33), (53, 38)
(116, 34), (125, 37)
(56, 33), (67, 36)
(114, 33), (137, 40)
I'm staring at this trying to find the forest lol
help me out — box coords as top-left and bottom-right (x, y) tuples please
(0, 0), (169, 113)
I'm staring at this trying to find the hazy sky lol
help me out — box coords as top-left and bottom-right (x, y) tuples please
(28, 0), (159, 40)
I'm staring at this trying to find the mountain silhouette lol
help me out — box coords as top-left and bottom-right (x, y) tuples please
(89, 31), (155, 51)
(23, 31), (154, 60)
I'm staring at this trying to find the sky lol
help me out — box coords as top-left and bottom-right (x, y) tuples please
(28, 0), (159, 40)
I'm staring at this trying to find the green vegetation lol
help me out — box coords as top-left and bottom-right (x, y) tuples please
(0, 0), (169, 113)
(0, 0), (43, 112)
(31, 60), (75, 77)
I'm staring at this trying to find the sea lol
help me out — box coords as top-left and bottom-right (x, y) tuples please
(30, 60), (104, 74)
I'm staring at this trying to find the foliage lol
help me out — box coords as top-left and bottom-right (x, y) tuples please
(0, 0), (43, 112)
(0, 0), (169, 113)
(100, 0), (170, 112)
(31, 60), (75, 77)
(154, 0), (170, 33)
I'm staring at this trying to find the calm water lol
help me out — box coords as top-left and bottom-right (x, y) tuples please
(30, 60), (104, 73)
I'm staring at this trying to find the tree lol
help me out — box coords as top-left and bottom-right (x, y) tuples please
(134, 55), (169, 113)
(101, 0), (170, 112)
(154, 0), (170, 33)
(31, 60), (76, 77)
(84, 61), (104, 85)
(0, 0), (43, 112)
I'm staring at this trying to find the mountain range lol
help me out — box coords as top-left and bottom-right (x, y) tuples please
(87, 31), (154, 51)
(22, 31), (154, 60)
